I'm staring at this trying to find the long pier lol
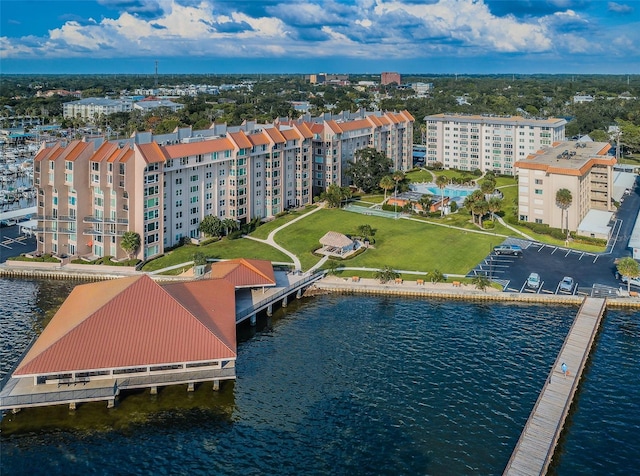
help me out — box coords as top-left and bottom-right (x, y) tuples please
(503, 297), (607, 476)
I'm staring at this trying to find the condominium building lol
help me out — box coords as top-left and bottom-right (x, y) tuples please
(63, 97), (134, 120)
(33, 110), (413, 261)
(515, 140), (616, 231)
(423, 114), (566, 175)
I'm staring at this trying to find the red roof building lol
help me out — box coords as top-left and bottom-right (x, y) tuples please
(0, 259), (278, 412)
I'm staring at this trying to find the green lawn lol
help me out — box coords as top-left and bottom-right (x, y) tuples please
(249, 206), (317, 240)
(273, 208), (497, 273)
(142, 238), (291, 272)
(405, 169), (434, 183)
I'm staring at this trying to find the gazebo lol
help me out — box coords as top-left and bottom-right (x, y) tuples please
(318, 231), (358, 257)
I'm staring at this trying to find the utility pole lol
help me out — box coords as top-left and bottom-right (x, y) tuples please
(154, 61), (158, 88)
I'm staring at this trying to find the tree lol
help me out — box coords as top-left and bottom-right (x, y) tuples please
(435, 175), (448, 217)
(346, 148), (392, 193)
(356, 224), (373, 241)
(430, 269), (445, 283)
(480, 176), (496, 196)
(320, 183), (351, 208)
(120, 231), (140, 259)
(375, 265), (400, 284)
(488, 196), (503, 220)
(193, 252), (207, 266)
(616, 257), (640, 294)
(555, 188), (573, 234)
(199, 215), (224, 237)
(472, 274), (491, 291)
(464, 189), (485, 224)
(222, 218), (239, 236)
(379, 175), (394, 202)
(617, 119), (640, 155)
(418, 194), (433, 214)
(471, 199), (489, 227)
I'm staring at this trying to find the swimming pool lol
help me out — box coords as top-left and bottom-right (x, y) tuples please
(410, 183), (478, 198)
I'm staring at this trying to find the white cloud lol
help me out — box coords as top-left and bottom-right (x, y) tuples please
(0, 0), (632, 65)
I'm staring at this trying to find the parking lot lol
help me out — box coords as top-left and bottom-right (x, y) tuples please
(470, 240), (624, 296)
(0, 224), (37, 263)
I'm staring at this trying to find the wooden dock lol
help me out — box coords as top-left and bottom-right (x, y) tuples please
(503, 297), (607, 476)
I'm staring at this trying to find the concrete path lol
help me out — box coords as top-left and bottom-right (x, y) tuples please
(494, 215), (535, 240)
(243, 205), (325, 272)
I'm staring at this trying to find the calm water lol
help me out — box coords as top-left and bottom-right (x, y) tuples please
(0, 278), (638, 475)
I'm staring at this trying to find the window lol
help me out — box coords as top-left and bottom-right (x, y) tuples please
(175, 178), (183, 185)
(535, 189), (543, 195)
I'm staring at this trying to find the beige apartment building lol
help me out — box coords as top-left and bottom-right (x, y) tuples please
(424, 114), (566, 175)
(515, 141), (616, 232)
(33, 110), (413, 261)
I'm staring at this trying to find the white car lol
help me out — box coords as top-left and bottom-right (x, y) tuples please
(559, 276), (574, 293)
(617, 273), (640, 287)
(526, 272), (541, 289)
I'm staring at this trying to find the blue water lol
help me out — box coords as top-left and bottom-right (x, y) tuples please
(1, 278), (639, 475)
(411, 184), (477, 198)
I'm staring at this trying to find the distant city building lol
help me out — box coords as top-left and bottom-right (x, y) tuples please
(573, 94), (594, 103)
(515, 140), (616, 232)
(63, 97), (133, 120)
(307, 74), (350, 85)
(133, 98), (184, 113)
(381, 72), (401, 86)
(423, 113), (566, 175)
(411, 82), (433, 96)
(33, 109), (413, 261)
(290, 101), (312, 113)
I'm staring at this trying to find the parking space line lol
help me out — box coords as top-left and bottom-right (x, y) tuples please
(551, 247), (559, 254)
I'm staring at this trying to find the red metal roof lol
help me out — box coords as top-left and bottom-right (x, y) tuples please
(209, 258), (276, 288)
(14, 275), (237, 376)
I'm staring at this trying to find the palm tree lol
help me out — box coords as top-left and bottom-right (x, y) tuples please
(375, 265), (399, 284)
(472, 274), (491, 291)
(222, 218), (239, 236)
(379, 175), (394, 202)
(120, 231), (140, 259)
(555, 188), (573, 234)
(435, 175), (448, 217)
(616, 257), (640, 294)
(357, 224), (373, 242)
(480, 176), (496, 197)
(418, 194), (432, 214)
(488, 196), (503, 220)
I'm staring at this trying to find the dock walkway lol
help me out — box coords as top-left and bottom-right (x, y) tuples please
(503, 297), (607, 476)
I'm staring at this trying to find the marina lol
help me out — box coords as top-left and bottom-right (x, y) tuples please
(0, 143), (37, 223)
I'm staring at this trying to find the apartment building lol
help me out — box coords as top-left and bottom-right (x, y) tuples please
(34, 110), (413, 261)
(63, 98), (134, 120)
(299, 110), (414, 195)
(381, 72), (401, 86)
(423, 114), (566, 175)
(515, 140), (616, 231)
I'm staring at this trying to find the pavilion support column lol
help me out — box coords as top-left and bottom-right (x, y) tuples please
(212, 380), (220, 391)
(282, 296), (288, 308)
(250, 314), (257, 326)
(187, 382), (195, 392)
(296, 289), (302, 299)
(267, 304), (273, 317)
(150, 386), (158, 395)
(69, 402), (77, 411)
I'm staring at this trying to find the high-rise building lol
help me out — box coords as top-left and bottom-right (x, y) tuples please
(515, 140), (616, 231)
(33, 110), (414, 261)
(423, 114), (566, 175)
(381, 72), (401, 86)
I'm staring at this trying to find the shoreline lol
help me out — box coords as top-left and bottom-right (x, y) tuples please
(2, 264), (639, 309)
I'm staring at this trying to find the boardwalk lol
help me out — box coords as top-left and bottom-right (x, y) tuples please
(504, 297), (607, 476)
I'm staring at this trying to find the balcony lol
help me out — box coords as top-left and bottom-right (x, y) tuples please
(83, 216), (129, 225)
(83, 228), (125, 237)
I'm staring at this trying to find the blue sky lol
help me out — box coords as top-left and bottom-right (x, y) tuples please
(1, 0), (639, 74)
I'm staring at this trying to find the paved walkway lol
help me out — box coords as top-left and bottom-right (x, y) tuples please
(243, 205), (325, 272)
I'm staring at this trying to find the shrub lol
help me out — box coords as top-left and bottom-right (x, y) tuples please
(483, 220), (494, 229)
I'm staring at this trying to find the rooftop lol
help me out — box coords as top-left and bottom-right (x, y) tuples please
(516, 140), (615, 175)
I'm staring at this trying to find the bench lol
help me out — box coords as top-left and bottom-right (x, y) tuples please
(416, 279), (424, 285)
(352, 276), (360, 282)
(452, 281), (461, 287)
(395, 278), (403, 284)
(630, 291), (639, 297)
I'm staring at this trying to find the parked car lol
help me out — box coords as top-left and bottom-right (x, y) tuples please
(494, 244), (523, 256)
(616, 272), (640, 287)
(559, 276), (574, 293)
(526, 272), (541, 289)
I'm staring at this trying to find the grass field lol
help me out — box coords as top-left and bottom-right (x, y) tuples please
(249, 206), (317, 240)
(273, 208), (498, 273)
(142, 237), (291, 272)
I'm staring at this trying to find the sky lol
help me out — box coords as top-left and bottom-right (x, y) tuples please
(1, 0), (639, 75)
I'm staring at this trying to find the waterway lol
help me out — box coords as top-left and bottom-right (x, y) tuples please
(0, 278), (638, 475)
